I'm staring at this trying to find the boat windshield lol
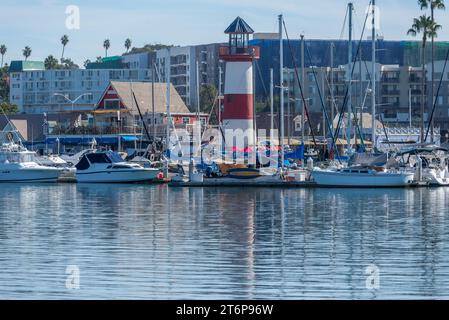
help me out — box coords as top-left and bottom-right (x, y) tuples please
(86, 153), (112, 164)
(0, 152), (36, 163)
(107, 152), (125, 163)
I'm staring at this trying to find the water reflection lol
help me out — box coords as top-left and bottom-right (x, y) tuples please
(1, 184), (449, 299)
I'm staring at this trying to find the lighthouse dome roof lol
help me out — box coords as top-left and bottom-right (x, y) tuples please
(225, 16), (254, 34)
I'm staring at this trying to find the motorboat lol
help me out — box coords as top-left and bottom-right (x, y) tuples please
(60, 148), (96, 166)
(311, 166), (414, 187)
(75, 150), (161, 183)
(0, 142), (63, 183)
(36, 154), (77, 182)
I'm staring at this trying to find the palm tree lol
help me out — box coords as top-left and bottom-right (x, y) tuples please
(22, 46), (32, 61)
(60, 34), (69, 60)
(0, 45), (6, 67)
(125, 38), (132, 53)
(408, 15), (441, 143)
(418, 0), (445, 142)
(103, 39), (110, 57)
(44, 55), (59, 69)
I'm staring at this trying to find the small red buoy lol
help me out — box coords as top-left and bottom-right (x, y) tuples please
(157, 172), (164, 180)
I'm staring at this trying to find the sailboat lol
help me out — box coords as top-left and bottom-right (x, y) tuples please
(311, 1), (414, 187)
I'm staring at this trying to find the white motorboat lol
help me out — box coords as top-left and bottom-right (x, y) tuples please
(0, 142), (63, 183)
(60, 148), (96, 166)
(37, 154), (77, 182)
(311, 166), (414, 187)
(75, 151), (160, 183)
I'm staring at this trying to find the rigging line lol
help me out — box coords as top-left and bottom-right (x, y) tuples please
(332, 0), (371, 149)
(425, 46), (449, 142)
(255, 60), (269, 100)
(282, 20), (317, 147)
(304, 44), (341, 160)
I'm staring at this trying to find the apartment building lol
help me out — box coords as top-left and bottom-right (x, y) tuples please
(9, 59), (153, 114)
(156, 44), (223, 109)
(283, 61), (449, 131)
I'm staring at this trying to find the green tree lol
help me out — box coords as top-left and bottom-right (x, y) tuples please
(83, 59), (91, 68)
(128, 43), (173, 54)
(44, 55), (59, 69)
(0, 65), (9, 101)
(0, 102), (19, 115)
(407, 15), (441, 143)
(60, 34), (69, 60)
(125, 38), (132, 53)
(103, 39), (110, 57)
(22, 46), (32, 60)
(0, 45), (6, 67)
(60, 58), (79, 69)
(199, 83), (218, 114)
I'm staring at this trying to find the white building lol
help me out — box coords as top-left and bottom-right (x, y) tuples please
(9, 60), (153, 114)
(156, 46), (197, 109)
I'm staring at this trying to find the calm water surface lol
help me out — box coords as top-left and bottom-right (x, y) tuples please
(1, 184), (449, 299)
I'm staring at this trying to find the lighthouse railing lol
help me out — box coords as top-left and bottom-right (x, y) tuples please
(219, 46), (260, 59)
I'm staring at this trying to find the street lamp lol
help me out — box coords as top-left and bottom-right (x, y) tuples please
(53, 93), (93, 112)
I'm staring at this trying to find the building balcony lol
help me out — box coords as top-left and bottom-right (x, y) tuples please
(381, 90), (400, 96)
(409, 76), (423, 83)
(381, 77), (400, 83)
(219, 46), (260, 59)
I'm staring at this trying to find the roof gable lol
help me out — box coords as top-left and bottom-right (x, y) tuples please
(96, 81), (191, 114)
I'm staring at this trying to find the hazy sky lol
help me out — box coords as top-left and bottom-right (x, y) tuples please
(0, 0), (447, 66)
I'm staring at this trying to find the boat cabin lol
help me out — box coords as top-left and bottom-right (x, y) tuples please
(75, 152), (125, 170)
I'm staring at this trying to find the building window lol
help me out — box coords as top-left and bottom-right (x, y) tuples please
(182, 117), (190, 125)
(104, 99), (121, 109)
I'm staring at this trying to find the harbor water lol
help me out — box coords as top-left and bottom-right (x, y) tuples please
(1, 184), (449, 299)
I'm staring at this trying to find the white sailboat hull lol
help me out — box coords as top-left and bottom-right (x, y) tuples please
(424, 169), (449, 186)
(0, 164), (62, 183)
(311, 169), (414, 187)
(76, 168), (160, 183)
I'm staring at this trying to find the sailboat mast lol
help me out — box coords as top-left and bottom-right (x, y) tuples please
(330, 42), (334, 132)
(270, 68), (274, 133)
(165, 48), (171, 177)
(279, 14), (284, 170)
(301, 34), (305, 147)
(371, 0), (376, 150)
(347, 2), (353, 152)
(196, 60), (201, 147)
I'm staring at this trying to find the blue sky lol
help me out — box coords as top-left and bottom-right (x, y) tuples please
(0, 0), (447, 66)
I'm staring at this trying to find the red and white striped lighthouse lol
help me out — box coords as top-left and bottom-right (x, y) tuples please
(219, 17), (260, 147)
